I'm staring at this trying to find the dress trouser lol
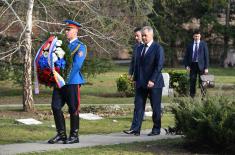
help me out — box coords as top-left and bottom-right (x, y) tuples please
(190, 62), (204, 97)
(131, 87), (162, 133)
(51, 84), (80, 136)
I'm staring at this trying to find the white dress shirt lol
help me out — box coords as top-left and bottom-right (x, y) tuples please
(142, 40), (153, 55)
(70, 37), (78, 43)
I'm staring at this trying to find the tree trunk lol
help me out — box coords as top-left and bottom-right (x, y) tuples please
(170, 40), (178, 67)
(222, 0), (231, 67)
(23, 0), (34, 112)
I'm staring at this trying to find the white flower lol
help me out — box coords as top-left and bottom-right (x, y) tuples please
(43, 52), (49, 58)
(56, 40), (62, 47)
(55, 47), (65, 59)
(52, 53), (58, 63)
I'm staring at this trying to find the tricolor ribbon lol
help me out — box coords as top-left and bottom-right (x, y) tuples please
(48, 37), (65, 89)
(34, 36), (55, 94)
(34, 46), (43, 94)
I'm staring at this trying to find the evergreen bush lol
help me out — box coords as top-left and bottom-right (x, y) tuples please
(82, 57), (113, 78)
(171, 97), (235, 153)
(116, 74), (134, 97)
(168, 70), (189, 96)
(0, 62), (10, 81)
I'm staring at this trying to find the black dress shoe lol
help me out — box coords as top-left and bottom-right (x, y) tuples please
(123, 130), (140, 136)
(133, 132), (140, 136)
(48, 133), (67, 144)
(147, 132), (160, 136)
(67, 136), (79, 144)
(123, 129), (134, 134)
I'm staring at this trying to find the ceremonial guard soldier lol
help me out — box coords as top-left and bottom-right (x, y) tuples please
(48, 20), (87, 144)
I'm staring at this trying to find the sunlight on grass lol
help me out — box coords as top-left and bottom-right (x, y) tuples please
(0, 65), (234, 146)
(0, 113), (174, 144)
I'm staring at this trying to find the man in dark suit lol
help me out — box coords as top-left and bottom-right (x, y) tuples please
(129, 27), (143, 76)
(184, 30), (209, 98)
(129, 27), (146, 121)
(123, 26), (164, 136)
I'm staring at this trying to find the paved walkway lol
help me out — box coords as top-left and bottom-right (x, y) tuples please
(0, 129), (180, 155)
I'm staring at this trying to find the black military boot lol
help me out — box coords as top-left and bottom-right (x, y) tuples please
(48, 110), (67, 144)
(67, 114), (79, 144)
(48, 130), (67, 144)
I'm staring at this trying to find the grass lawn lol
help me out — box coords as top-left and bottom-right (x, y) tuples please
(0, 111), (174, 144)
(0, 65), (234, 146)
(0, 65), (234, 105)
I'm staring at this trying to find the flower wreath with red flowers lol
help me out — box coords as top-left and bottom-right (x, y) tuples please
(34, 35), (68, 94)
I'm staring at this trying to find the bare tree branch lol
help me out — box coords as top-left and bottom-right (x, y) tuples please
(81, 17), (97, 25)
(0, 46), (20, 60)
(0, 47), (17, 55)
(37, 0), (49, 28)
(33, 24), (49, 33)
(88, 34), (110, 54)
(65, 0), (94, 3)
(80, 0), (99, 15)
(73, 5), (87, 20)
(2, 0), (24, 29)
(0, 20), (23, 34)
(33, 20), (64, 26)
(82, 27), (121, 46)
(34, 23), (62, 35)
(0, 0), (15, 19)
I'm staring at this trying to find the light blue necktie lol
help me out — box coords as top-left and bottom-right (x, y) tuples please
(193, 43), (198, 62)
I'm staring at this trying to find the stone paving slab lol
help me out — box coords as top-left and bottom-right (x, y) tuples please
(0, 129), (180, 155)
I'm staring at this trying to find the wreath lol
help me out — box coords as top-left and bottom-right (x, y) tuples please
(34, 35), (68, 94)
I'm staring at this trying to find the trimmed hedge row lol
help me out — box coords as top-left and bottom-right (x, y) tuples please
(167, 69), (189, 96)
(116, 70), (189, 96)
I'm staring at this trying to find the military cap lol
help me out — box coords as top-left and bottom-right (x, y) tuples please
(64, 19), (82, 29)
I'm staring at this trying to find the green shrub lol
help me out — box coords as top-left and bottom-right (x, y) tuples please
(0, 62), (23, 84)
(116, 74), (134, 97)
(82, 57), (113, 78)
(0, 62), (10, 81)
(116, 70), (189, 97)
(167, 70), (189, 96)
(171, 97), (235, 153)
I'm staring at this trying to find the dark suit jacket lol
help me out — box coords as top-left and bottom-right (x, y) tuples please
(133, 41), (165, 88)
(129, 43), (142, 75)
(184, 40), (209, 71)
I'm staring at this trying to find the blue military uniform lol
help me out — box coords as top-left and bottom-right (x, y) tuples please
(67, 39), (86, 84)
(49, 20), (86, 144)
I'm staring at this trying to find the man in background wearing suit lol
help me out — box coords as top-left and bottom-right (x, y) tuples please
(184, 30), (209, 98)
(123, 26), (164, 136)
(129, 27), (143, 76)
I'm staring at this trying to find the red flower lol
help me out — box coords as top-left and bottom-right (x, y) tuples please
(37, 67), (53, 86)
